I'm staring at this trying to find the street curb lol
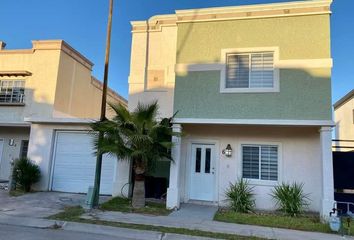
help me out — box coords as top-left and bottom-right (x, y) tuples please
(82, 211), (354, 240)
(0, 214), (161, 239)
(162, 233), (219, 240)
(62, 221), (162, 240)
(0, 214), (61, 229)
(0, 214), (217, 240)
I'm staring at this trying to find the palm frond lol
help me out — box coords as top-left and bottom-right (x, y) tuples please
(134, 101), (158, 124)
(90, 101), (177, 173)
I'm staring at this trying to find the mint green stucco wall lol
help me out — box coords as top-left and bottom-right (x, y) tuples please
(174, 69), (331, 120)
(174, 14), (332, 120)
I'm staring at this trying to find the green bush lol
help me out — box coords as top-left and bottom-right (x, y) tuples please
(13, 157), (41, 192)
(225, 178), (255, 213)
(271, 182), (310, 217)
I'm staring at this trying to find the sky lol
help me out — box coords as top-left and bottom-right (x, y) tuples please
(0, 0), (352, 103)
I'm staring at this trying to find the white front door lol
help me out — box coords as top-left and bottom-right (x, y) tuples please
(190, 144), (216, 201)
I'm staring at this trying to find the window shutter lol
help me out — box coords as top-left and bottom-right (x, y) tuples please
(250, 53), (274, 88)
(226, 54), (249, 88)
(260, 146), (278, 180)
(225, 52), (274, 89)
(242, 146), (260, 179)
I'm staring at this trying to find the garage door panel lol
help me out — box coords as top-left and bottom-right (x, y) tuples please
(51, 132), (116, 195)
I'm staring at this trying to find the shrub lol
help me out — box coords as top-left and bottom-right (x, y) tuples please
(12, 157), (41, 192)
(271, 182), (310, 217)
(225, 178), (255, 213)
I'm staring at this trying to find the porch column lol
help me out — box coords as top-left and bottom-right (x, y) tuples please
(166, 124), (182, 210)
(319, 126), (334, 220)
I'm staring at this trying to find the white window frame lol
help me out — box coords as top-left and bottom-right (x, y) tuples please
(220, 47), (280, 93)
(238, 141), (282, 186)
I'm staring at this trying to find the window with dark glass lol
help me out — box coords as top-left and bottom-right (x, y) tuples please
(20, 140), (29, 158)
(242, 146), (260, 179)
(226, 52), (274, 89)
(205, 148), (211, 173)
(195, 148), (201, 173)
(0, 80), (25, 103)
(242, 145), (278, 181)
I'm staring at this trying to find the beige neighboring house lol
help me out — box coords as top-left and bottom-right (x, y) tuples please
(0, 40), (127, 195)
(334, 89), (354, 151)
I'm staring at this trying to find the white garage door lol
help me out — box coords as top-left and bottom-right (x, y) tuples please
(51, 131), (116, 195)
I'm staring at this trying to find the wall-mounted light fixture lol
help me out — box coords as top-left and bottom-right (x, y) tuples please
(222, 144), (232, 157)
(8, 139), (15, 146)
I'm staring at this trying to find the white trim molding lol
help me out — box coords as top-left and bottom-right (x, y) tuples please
(175, 63), (223, 74)
(275, 58), (333, 69)
(174, 118), (335, 127)
(0, 121), (30, 127)
(24, 117), (94, 124)
(175, 58), (333, 74)
(131, 0), (332, 32)
(175, 0), (332, 23)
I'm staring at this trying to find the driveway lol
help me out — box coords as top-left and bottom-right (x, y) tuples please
(0, 190), (110, 218)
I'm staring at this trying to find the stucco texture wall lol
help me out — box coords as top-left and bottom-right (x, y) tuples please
(174, 14), (332, 120)
(54, 51), (121, 119)
(0, 127), (30, 180)
(27, 124), (90, 190)
(179, 125), (322, 212)
(176, 15), (330, 63)
(0, 50), (61, 123)
(174, 69), (331, 120)
(334, 98), (354, 150)
(128, 26), (177, 118)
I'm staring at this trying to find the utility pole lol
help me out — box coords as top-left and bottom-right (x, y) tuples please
(91, 0), (114, 208)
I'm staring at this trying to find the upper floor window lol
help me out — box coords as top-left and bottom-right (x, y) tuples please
(226, 52), (274, 89)
(0, 80), (25, 104)
(220, 48), (279, 93)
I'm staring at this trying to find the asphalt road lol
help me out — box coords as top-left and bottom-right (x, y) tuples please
(0, 224), (136, 240)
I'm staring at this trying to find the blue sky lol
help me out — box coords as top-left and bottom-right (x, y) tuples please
(0, 0), (352, 103)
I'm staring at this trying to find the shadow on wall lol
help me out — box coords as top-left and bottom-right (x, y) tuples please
(128, 66), (331, 121)
(176, 10), (200, 59)
(0, 87), (62, 179)
(171, 67), (332, 120)
(0, 126), (31, 180)
(128, 67), (331, 193)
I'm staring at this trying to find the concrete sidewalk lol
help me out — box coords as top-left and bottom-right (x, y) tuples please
(0, 191), (110, 218)
(82, 210), (354, 240)
(0, 214), (217, 240)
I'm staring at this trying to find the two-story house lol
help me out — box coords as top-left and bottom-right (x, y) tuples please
(127, 0), (334, 218)
(334, 89), (354, 151)
(0, 40), (127, 195)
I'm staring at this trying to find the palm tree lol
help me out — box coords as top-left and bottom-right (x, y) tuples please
(91, 101), (175, 208)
